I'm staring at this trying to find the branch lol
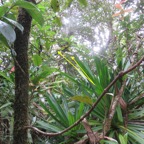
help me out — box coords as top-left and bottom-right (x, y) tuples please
(103, 81), (125, 135)
(25, 56), (144, 136)
(82, 118), (99, 143)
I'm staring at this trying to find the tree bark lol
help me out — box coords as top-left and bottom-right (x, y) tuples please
(13, 0), (35, 143)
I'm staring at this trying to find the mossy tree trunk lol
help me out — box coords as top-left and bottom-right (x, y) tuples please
(13, 0), (35, 143)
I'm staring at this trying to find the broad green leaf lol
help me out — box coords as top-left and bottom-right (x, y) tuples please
(14, 1), (44, 26)
(0, 20), (16, 44)
(51, 0), (60, 12)
(3, 17), (24, 32)
(0, 34), (9, 47)
(0, 6), (7, 18)
(32, 54), (42, 66)
(70, 95), (93, 105)
(78, 0), (87, 6)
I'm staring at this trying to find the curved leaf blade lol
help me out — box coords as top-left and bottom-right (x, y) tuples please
(14, 1), (44, 26)
(0, 20), (16, 44)
(3, 17), (24, 32)
(70, 95), (93, 105)
(32, 54), (42, 66)
(0, 6), (8, 18)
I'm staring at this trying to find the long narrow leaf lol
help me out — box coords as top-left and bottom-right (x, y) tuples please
(3, 17), (24, 32)
(40, 101), (65, 127)
(45, 94), (69, 126)
(76, 103), (85, 120)
(120, 126), (144, 144)
(37, 121), (63, 132)
(0, 102), (11, 109)
(0, 71), (13, 83)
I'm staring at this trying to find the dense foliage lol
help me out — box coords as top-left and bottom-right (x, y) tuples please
(0, 0), (143, 144)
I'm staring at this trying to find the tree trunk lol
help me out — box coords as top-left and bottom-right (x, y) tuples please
(13, 0), (35, 143)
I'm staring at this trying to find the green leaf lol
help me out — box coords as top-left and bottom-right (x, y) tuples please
(54, 16), (62, 26)
(76, 103), (85, 120)
(116, 105), (123, 122)
(70, 95), (93, 105)
(0, 71), (13, 83)
(40, 102), (65, 127)
(78, 0), (87, 6)
(120, 126), (144, 144)
(118, 134), (127, 144)
(0, 102), (11, 110)
(32, 68), (56, 84)
(94, 56), (110, 88)
(124, 133), (128, 143)
(3, 17), (24, 32)
(0, 34), (9, 47)
(66, 0), (73, 7)
(128, 124), (144, 131)
(128, 129), (144, 144)
(32, 54), (42, 66)
(100, 139), (118, 144)
(0, 6), (8, 18)
(14, 1), (44, 26)
(68, 111), (75, 126)
(0, 20), (16, 44)
(44, 94), (69, 127)
(129, 109), (144, 120)
(62, 97), (69, 118)
(37, 121), (63, 132)
(51, 0), (60, 12)
(73, 57), (96, 85)
(132, 97), (144, 108)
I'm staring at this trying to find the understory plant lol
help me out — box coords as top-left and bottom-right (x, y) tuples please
(35, 51), (144, 143)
